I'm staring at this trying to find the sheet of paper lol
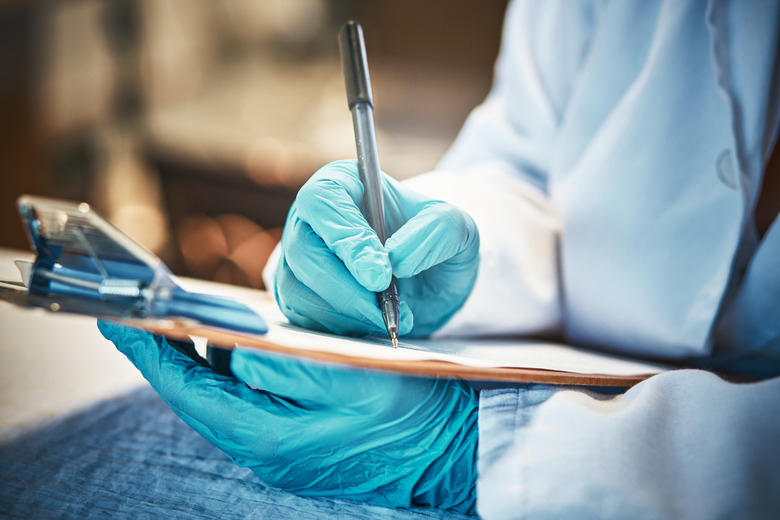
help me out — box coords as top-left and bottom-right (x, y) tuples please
(232, 295), (671, 378)
(176, 277), (671, 378)
(259, 324), (668, 377)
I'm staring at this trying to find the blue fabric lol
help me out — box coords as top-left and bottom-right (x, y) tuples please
(475, 384), (561, 473)
(0, 386), (471, 520)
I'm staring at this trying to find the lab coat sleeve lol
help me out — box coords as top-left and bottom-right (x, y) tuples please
(399, 0), (601, 337)
(430, 0), (780, 358)
(402, 168), (561, 338)
(477, 371), (780, 520)
(435, 0), (598, 192)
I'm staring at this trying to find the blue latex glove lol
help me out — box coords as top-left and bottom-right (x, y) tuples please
(98, 320), (479, 514)
(276, 160), (479, 338)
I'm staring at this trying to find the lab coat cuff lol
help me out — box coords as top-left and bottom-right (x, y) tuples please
(403, 163), (563, 337)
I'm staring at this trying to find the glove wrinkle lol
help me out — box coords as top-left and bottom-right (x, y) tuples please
(275, 160), (479, 339)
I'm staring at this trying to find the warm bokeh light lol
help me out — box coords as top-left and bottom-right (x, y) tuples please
(0, 0), (507, 288)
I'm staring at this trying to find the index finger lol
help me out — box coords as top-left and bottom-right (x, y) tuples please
(295, 160), (392, 291)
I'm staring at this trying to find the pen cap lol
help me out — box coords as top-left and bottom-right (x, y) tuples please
(339, 21), (373, 109)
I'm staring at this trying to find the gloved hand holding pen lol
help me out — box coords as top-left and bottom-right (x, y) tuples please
(274, 159), (480, 339)
(97, 154), (484, 513)
(97, 320), (479, 514)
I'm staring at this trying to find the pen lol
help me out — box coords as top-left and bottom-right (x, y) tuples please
(338, 21), (400, 347)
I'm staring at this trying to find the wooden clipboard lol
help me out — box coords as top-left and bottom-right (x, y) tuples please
(129, 321), (659, 387)
(118, 292), (671, 388)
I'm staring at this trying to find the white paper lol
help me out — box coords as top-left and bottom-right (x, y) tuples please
(178, 277), (670, 377)
(250, 298), (670, 377)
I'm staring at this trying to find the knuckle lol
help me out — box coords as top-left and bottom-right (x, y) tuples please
(296, 162), (363, 212)
(437, 203), (476, 235)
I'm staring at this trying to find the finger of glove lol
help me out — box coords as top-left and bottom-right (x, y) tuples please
(277, 256), (385, 335)
(277, 258), (414, 336)
(386, 201), (479, 279)
(97, 320), (286, 462)
(97, 319), (163, 373)
(281, 221), (389, 332)
(294, 161), (391, 291)
(98, 319), (242, 404)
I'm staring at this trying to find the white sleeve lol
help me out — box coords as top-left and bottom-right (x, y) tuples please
(477, 371), (780, 519)
(436, 0), (598, 192)
(397, 0), (601, 337)
(403, 166), (561, 338)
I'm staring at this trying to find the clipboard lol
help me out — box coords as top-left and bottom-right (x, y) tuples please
(111, 281), (671, 387)
(0, 195), (671, 387)
(0, 195), (267, 334)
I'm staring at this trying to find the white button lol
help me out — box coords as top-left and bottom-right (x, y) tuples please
(716, 149), (738, 189)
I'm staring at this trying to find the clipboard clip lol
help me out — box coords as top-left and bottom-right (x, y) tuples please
(7, 195), (268, 335)
(21, 217), (164, 315)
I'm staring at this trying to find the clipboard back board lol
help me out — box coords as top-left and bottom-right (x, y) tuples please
(117, 304), (669, 388)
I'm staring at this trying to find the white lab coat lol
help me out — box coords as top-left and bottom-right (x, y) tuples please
(404, 0), (780, 517)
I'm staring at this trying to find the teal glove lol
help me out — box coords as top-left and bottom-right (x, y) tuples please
(98, 320), (479, 514)
(276, 160), (479, 337)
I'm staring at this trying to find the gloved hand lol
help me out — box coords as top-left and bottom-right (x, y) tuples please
(275, 160), (479, 338)
(98, 319), (479, 514)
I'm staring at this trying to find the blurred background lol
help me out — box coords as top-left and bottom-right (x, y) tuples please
(0, 0), (507, 290)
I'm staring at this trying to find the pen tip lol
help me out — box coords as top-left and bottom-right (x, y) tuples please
(391, 332), (398, 348)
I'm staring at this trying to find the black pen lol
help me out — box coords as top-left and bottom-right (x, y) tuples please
(338, 21), (400, 347)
